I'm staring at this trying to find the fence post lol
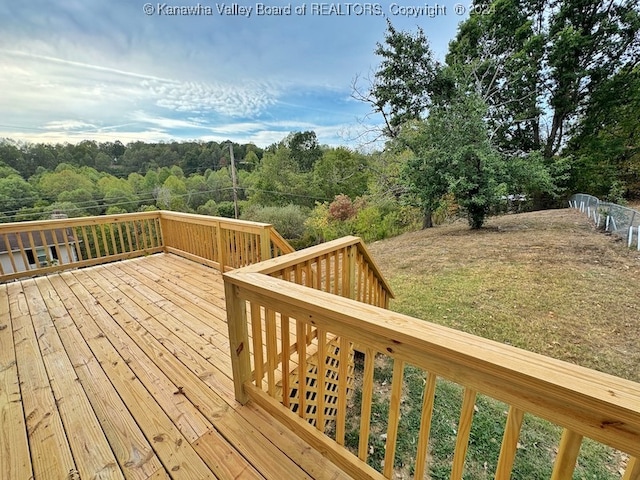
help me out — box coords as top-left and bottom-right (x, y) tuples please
(629, 226), (634, 248)
(224, 280), (251, 404)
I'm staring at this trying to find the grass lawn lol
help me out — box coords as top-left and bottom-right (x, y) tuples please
(349, 208), (640, 478)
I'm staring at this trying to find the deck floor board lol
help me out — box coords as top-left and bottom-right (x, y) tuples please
(1, 253), (352, 480)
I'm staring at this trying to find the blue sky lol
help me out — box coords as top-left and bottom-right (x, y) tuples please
(0, 1), (468, 149)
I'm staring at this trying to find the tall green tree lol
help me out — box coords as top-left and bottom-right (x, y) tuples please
(447, 0), (640, 158)
(403, 93), (508, 229)
(568, 65), (640, 197)
(353, 19), (443, 138)
(284, 131), (323, 172)
(312, 148), (369, 200)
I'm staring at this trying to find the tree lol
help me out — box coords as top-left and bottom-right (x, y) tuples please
(249, 144), (315, 207)
(37, 166), (96, 203)
(568, 65), (640, 197)
(0, 175), (37, 222)
(403, 93), (507, 229)
(447, 0), (640, 158)
(312, 148), (369, 200)
(284, 131), (322, 172)
(353, 19), (443, 138)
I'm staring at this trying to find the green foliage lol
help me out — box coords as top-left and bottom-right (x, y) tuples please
(447, 0), (640, 161)
(37, 167), (97, 202)
(249, 143), (315, 208)
(241, 204), (309, 244)
(568, 66), (640, 198)
(403, 92), (508, 229)
(216, 201), (237, 218)
(312, 148), (369, 200)
(284, 131), (322, 172)
(0, 174), (37, 221)
(365, 19), (442, 136)
(306, 195), (419, 244)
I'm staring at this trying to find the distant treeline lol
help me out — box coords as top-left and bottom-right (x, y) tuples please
(0, 138), (264, 179)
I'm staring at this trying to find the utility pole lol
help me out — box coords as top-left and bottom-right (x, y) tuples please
(229, 142), (239, 219)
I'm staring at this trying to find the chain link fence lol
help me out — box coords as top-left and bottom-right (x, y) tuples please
(569, 193), (640, 249)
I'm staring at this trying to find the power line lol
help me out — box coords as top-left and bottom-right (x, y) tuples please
(1, 186), (332, 220)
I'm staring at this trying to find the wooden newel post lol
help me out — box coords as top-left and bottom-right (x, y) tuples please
(224, 279), (251, 404)
(260, 227), (273, 262)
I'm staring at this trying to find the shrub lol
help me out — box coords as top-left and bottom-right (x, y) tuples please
(241, 204), (309, 242)
(328, 194), (357, 221)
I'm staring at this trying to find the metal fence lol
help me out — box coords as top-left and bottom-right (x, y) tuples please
(569, 193), (640, 249)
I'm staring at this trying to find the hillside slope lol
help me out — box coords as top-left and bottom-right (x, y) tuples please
(368, 208), (640, 382)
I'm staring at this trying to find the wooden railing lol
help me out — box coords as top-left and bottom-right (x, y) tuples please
(0, 211), (294, 282)
(224, 239), (640, 480)
(159, 211), (294, 271)
(235, 236), (393, 308)
(0, 213), (163, 281)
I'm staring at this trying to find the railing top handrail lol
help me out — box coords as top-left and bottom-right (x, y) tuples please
(158, 210), (272, 230)
(230, 235), (394, 298)
(224, 270), (640, 456)
(0, 210), (277, 234)
(0, 211), (161, 233)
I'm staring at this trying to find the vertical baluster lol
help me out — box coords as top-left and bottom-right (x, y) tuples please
(124, 222), (133, 252)
(26, 232), (40, 268)
(358, 348), (375, 462)
(495, 406), (524, 478)
(15, 233), (29, 271)
(100, 223), (110, 255)
(61, 227), (74, 264)
(551, 429), (583, 480)
(265, 307), (278, 397)
(414, 372), (437, 479)
(336, 337), (350, 446)
(130, 222), (139, 253)
(91, 225), (102, 258)
(50, 229), (63, 266)
(38, 231), (52, 265)
(118, 223), (128, 256)
(3, 233), (18, 273)
(451, 388), (477, 479)
(296, 319), (307, 420)
(280, 314), (291, 408)
(316, 328), (326, 431)
(250, 302), (264, 390)
(383, 359), (405, 478)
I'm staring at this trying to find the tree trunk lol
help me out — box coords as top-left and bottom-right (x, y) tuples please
(422, 209), (433, 229)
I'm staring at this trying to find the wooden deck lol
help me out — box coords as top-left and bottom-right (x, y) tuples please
(0, 253), (351, 480)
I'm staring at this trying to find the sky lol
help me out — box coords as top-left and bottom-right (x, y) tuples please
(0, 1), (468, 149)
